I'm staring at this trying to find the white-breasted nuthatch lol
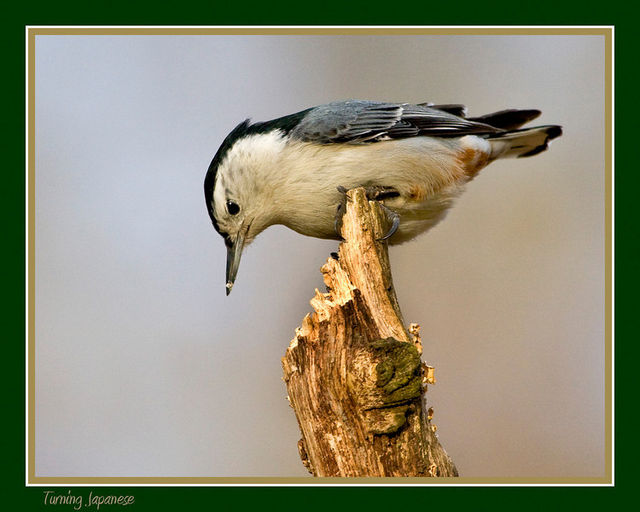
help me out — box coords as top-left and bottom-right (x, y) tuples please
(204, 100), (562, 294)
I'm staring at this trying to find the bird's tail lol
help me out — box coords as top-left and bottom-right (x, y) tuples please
(433, 106), (562, 159)
(487, 125), (563, 159)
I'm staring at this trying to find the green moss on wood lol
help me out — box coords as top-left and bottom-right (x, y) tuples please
(372, 338), (422, 406)
(349, 338), (424, 435)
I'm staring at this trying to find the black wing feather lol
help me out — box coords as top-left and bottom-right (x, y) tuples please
(467, 109), (541, 130)
(290, 100), (501, 144)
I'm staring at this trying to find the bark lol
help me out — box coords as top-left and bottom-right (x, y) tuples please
(282, 188), (458, 477)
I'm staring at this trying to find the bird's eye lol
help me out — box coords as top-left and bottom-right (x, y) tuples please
(226, 200), (240, 215)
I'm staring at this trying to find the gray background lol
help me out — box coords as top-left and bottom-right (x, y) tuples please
(35, 34), (606, 477)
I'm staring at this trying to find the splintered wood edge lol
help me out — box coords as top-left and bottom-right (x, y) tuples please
(286, 187), (409, 358)
(286, 256), (357, 357)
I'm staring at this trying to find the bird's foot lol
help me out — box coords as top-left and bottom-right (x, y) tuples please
(334, 186), (400, 241)
(334, 186), (348, 240)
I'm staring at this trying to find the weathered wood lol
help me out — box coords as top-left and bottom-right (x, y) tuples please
(282, 188), (458, 477)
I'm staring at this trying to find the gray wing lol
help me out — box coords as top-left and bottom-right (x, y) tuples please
(290, 100), (501, 144)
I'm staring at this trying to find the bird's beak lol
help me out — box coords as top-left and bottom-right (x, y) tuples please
(225, 231), (246, 296)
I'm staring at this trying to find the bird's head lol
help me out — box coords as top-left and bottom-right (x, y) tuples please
(204, 119), (288, 295)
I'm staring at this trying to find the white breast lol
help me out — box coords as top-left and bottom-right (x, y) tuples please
(273, 136), (474, 243)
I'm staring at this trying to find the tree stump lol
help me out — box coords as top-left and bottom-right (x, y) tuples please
(282, 188), (458, 477)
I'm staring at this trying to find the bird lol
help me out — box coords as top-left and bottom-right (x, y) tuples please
(204, 100), (562, 295)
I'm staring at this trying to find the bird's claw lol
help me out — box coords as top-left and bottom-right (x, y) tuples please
(334, 187), (348, 239)
(378, 204), (400, 241)
(334, 209), (345, 240)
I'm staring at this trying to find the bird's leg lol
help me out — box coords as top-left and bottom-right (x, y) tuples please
(334, 186), (400, 240)
(334, 186), (349, 240)
(362, 185), (401, 202)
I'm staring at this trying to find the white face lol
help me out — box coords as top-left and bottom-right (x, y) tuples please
(211, 131), (288, 245)
(212, 171), (245, 245)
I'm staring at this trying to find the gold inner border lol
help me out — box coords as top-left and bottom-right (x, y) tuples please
(27, 26), (614, 486)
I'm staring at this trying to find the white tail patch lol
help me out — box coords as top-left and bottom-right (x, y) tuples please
(489, 125), (562, 159)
